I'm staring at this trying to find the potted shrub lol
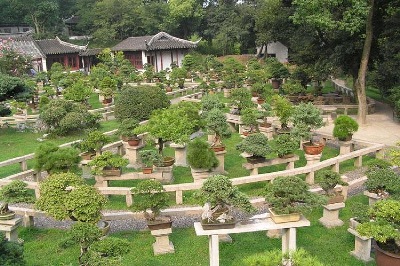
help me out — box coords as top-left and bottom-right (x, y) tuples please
(259, 103), (273, 128)
(265, 57), (289, 89)
(291, 102), (325, 155)
(357, 199), (400, 265)
(271, 133), (299, 158)
(170, 67), (187, 89)
(88, 151), (129, 176)
(99, 76), (117, 103)
(138, 150), (160, 174)
(196, 175), (255, 229)
(117, 118), (140, 146)
(187, 138), (219, 172)
(77, 130), (111, 158)
(0, 180), (35, 220)
(201, 94), (225, 118)
(315, 170), (348, 204)
(364, 167), (400, 201)
(236, 133), (271, 163)
(265, 175), (325, 223)
(271, 95), (293, 132)
(241, 108), (260, 134)
(333, 115), (359, 141)
(230, 87), (255, 114)
(204, 108), (231, 151)
(131, 179), (171, 229)
(349, 202), (370, 229)
(143, 63), (155, 83)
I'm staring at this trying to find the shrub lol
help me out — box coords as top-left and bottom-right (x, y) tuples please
(138, 150), (160, 167)
(365, 158), (392, 171)
(204, 108), (231, 146)
(114, 85), (170, 121)
(333, 115), (359, 141)
(271, 95), (293, 129)
(117, 118), (139, 139)
(230, 87), (254, 112)
(0, 180), (35, 203)
(201, 94), (225, 117)
(271, 134), (299, 158)
(0, 104), (11, 116)
(0, 232), (25, 266)
(88, 151), (129, 175)
(236, 133), (271, 157)
(241, 108), (260, 132)
(77, 130), (111, 153)
(291, 102), (324, 142)
(187, 138), (219, 170)
(315, 170), (347, 196)
(0, 74), (33, 102)
(365, 167), (400, 197)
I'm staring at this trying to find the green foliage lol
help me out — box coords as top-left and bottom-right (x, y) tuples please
(88, 151), (129, 175)
(365, 167), (400, 196)
(38, 96), (50, 109)
(36, 172), (107, 223)
(236, 133), (271, 157)
(114, 85), (170, 121)
(170, 67), (187, 88)
(265, 58), (289, 79)
(131, 179), (170, 220)
(365, 158), (392, 170)
(70, 222), (103, 265)
(201, 94), (225, 117)
(186, 138), (219, 170)
(282, 80), (306, 95)
(197, 175), (255, 213)
(0, 180), (35, 204)
(265, 176), (326, 214)
(350, 202), (370, 224)
(388, 141), (400, 166)
(357, 199), (400, 244)
(230, 87), (254, 112)
(0, 74), (33, 102)
(0, 232), (25, 266)
(170, 101), (203, 131)
(315, 170), (347, 196)
(77, 130), (111, 153)
(271, 134), (299, 158)
(117, 118), (139, 138)
(182, 54), (196, 72)
(63, 80), (92, 103)
(0, 40), (31, 77)
(291, 102), (324, 141)
(99, 76), (118, 98)
(243, 248), (324, 266)
(204, 108), (231, 146)
(241, 108), (260, 132)
(86, 237), (130, 265)
(271, 95), (293, 129)
(40, 99), (100, 135)
(138, 150), (160, 168)
(222, 57), (246, 88)
(0, 104), (11, 117)
(33, 142), (80, 174)
(333, 115), (359, 140)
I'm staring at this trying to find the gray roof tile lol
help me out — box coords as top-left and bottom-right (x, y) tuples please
(36, 37), (86, 55)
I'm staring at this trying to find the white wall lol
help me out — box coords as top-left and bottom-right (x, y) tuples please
(266, 42), (288, 63)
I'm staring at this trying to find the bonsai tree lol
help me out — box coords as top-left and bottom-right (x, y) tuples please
(315, 170), (348, 202)
(63, 80), (92, 104)
(138, 150), (160, 168)
(291, 102), (324, 144)
(77, 130), (111, 156)
(196, 175), (255, 226)
(36, 172), (107, 223)
(143, 63), (155, 82)
(259, 102), (273, 127)
(187, 138), (219, 170)
(265, 175), (325, 215)
(243, 248), (324, 266)
(357, 199), (400, 261)
(230, 87), (255, 113)
(200, 94), (225, 118)
(222, 57), (245, 89)
(204, 108), (231, 149)
(98, 76), (117, 101)
(236, 133), (271, 162)
(34, 142), (81, 174)
(88, 151), (129, 176)
(0, 180), (35, 204)
(333, 115), (359, 141)
(364, 167), (400, 198)
(131, 179), (170, 222)
(0, 233), (25, 266)
(271, 133), (299, 158)
(241, 108), (260, 134)
(265, 57), (289, 85)
(170, 67), (187, 89)
(281, 80), (306, 95)
(271, 95), (293, 130)
(117, 118), (140, 142)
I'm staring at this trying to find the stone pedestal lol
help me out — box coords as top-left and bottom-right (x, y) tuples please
(319, 202), (345, 228)
(348, 228), (373, 262)
(124, 143), (145, 168)
(305, 154), (322, 184)
(191, 168), (210, 182)
(0, 217), (22, 242)
(94, 176), (109, 188)
(214, 150), (227, 174)
(259, 126), (274, 140)
(151, 228), (175, 255)
(170, 143), (187, 167)
(339, 140), (354, 155)
(154, 166), (173, 184)
(363, 190), (384, 206)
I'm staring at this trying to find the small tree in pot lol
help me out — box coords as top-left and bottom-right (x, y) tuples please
(138, 150), (160, 174)
(333, 115), (359, 141)
(88, 151), (128, 176)
(76, 130), (111, 158)
(204, 108), (231, 151)
(187, 138), (219, 171)
(271, 133), (299, 158)
(315, 170), (348, 204)
(117, 118), (140, 146)
(364, 167), (400, 199)
(241, 108), (260, 134)
(259, 102), (273, 128)
(196, 174), (255, 229)
(230, 87), (255, 114)
(271, 95), (293, 131)
(236, 133), (271, 163)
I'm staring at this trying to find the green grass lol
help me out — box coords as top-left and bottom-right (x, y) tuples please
(20, 194), (375, 266)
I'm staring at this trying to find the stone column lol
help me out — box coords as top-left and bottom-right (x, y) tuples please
(259, 126), (274, 140)
(339, 140), (354, 155)
(154, 166), (174, 184)
(94, 176), (109, 188)
(348, 228), (373, 262)
(191, 168), (210, 182)
(0, 217), (22, 242)
(319, 202), (345, 228)
(81, 163), (93, 179)
(170, 143), (187, 167)
(214, 150), (227, 174)
(124, 143), (145, 169)
(305, 154), (322, 184)
(151, 228), (175, 255)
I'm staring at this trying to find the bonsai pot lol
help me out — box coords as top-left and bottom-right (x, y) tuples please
(257, 97), (265, 104)
(147, 216), (172, 230)
(269, 208), (301, 224)
(327, 194), (345, 204)
(259, 122), (272, 128)
(157, 156), (175, 167)
(374, 241), (400, 266)
(211, 145), (225, 152)
(271, 79), (282, 89)
(0, 211), (15, 220)
(102, 167), (122, 176)
(246, 156), (266, 164)
(166, 87), (173, 92)
(338, 134), (353, 142)
(81, 151), (95, 160)
(303, 142), (324, 155)
(102, 98), (112, 104)
(201, 219), (236, 230)
(142, 167), (153, 174)
(127, 137), (141, 147)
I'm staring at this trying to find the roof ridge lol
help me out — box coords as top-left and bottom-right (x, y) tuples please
(147, 32), (197, 47)
(55, 36), (87, 50)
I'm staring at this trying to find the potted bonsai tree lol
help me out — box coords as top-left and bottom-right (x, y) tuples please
(88, 151), (129, 176)
(265, 175), (325, 223)
(236, 133), (271, 163)
(271, 95), (293, 132)
(291, 102), (325, 155)
(271, 133), (299, 158)
(230, 87), (255, 114)
(131, 179), (171, 229)
(364, 167), (400, 203)
(201, 94), (225, 118)
(241, 108), (260, 135)
(204, 108), (231, 151)
(333, 115), (359, 141)
(0, 180), (35, 220)
(138, 150), (160, 174)
(315, 170), (348, 204)
(265, 57), (290, 89)
(187, 138), (219, 179)
(357, 199), (400, 265)
(259, 102), (273, 128)
(77, 130), (111, 158)
(196, 174), (255, 229)
(117, 118), (140, 146)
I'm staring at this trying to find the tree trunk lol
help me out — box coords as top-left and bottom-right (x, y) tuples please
(354, 0), (374, 125)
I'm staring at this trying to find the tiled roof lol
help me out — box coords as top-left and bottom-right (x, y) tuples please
(112, 32), (198, 52)
(64, 15), (80, 25)
(80, 48), (103, 56)
(36, 37), (87, 55)
(0, 35), (44, 59)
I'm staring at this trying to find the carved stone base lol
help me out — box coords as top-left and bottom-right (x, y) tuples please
(0, 217), (22, 242)
(151, 228), (175, 255)
(348, 228), (373, 262)
(319, 203), (345, 228)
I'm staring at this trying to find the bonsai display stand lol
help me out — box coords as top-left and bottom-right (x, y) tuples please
(191, 168), (211, 182)
(348, 228), (373, 262)
(194, 213), (310, 266)
(339, 140), (354, 155)
(214, 150), (227, 174)
(319, 202), (345, 228)
(124, 143), (145, 168)
(363, 190), (384, 206)
(151, 228), (175, 255)
(170, 143), (187, 167)
(259, 126), (274, 140)
(305, 154), (322, 184)
(80, 159), (93, 179)
(153, 165), (173, 184)
(0, 217), (22, 242)
(242, 155), (299, 175)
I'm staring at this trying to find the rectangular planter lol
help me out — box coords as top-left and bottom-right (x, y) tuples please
(102, 168), (122, 177)
(269, 208), (301, 224)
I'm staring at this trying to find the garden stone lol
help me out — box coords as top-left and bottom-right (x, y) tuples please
(151, 228), (175, 255)
(319, 202), (345, 228)
(348, 228), (373, 262)
(219, 234), (232, 243)
(0, 217), (22, 242)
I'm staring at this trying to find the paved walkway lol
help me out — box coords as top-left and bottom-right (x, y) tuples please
(317, 100), (400, 147)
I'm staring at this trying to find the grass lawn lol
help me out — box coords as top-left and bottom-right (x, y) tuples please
(20, 194), (375, 266)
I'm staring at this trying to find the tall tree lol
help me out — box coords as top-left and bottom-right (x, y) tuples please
(167, 0), (203, 39)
